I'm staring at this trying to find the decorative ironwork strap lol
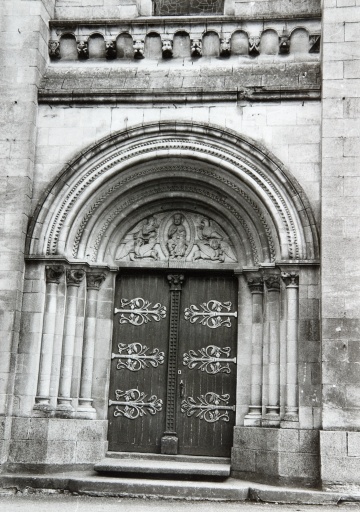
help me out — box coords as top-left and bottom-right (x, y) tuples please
(112, 342), (165, 371)
(183, 345), (236, 374)
(181, 392), (235, 423)
(184, 300), (237, 328)
(114, 297), (167, 326)
(109, 389), (163, 419)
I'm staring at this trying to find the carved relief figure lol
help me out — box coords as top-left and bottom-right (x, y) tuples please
(167, 213), (188, 259)
(115, 216), (159, 261)
(193, 217), (236, 262)
(115, 211), (237, 264)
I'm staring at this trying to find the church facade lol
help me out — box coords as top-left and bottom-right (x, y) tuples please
(0, 0), (359, 490)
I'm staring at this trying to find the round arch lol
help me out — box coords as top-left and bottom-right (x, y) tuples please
(27, 122), (319, 268)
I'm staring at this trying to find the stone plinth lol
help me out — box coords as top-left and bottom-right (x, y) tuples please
(231, 427), (320, 485)
(321, 431), (360, 490)
(7, 418), (107, 468)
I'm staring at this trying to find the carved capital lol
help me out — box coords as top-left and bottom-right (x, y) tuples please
(279, 34), (290, 55)
(133, 40), (144, 59)
(167, 274), (184, 291)
(105, 40), (117, 60)
(249, 36), (260, 57)
(77, 40), (88, 59)
(264, 274), (281, 292)
(191, 39), (202, 57)
(245, 273), (264, 294)
(45, 265), (64, 284)
(220, 38), (231, 57)
(281, 271), (299, 288)
(162, 40), (173, 59)
(48, 40), (60, 59)
(86, 271), (106, 290)
(309, 34), (321, 54)
(66, 269), (85, 287)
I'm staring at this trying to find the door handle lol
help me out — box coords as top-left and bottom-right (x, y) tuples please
(179, 380), (184, 399)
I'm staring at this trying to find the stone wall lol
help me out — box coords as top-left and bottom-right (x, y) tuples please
(321, 0), (360, 490)
(0, 0), (55, 464)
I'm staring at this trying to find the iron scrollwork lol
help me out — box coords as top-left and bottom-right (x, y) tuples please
(112, 343), (165, 371)
(183, 345), (236, 374)
(184, 300), (237, 328)
(114, 298), (167, 326)
(109, 389), (163, 419)
(181, 392), (235, 423)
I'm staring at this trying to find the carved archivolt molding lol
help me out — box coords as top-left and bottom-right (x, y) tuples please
(28, 122), (319, 267)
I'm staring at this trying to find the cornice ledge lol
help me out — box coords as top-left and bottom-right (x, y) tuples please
(38, 87), (321, 105)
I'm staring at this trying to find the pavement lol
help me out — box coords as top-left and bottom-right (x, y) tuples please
(1, 470), (360, 507)
(1, 494), (360, 512)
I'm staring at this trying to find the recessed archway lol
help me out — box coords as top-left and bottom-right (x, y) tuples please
(27, 122), (319, 268)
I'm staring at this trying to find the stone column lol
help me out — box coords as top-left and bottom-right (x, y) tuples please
(263, 274), (281, 427)
(244, 273), (264, 426)
(56, 269), (85, 417)
(77, 271), (106, 419)
(281, 271), (299, 424)
(33, 265), (64, 415)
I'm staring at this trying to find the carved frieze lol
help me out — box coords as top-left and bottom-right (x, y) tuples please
(133, 40), (145, 59)
(191, 39), (202, 57)
(105, 40), (117, 60)
(48, 40), (60, 59)
(115, 211), (237, 264)
(77, 41), (88, 59)
(162, 40), (173, 59)
(220, 38), (231, 57)
(249, 37), (260, 57)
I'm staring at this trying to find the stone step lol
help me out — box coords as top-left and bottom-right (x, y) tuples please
(106, 451), (230, 465)
(94, 454), (231, 478)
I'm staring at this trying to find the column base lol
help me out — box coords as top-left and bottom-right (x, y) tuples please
(161, 433), (178, 455)
(33, 397), (55, 417)
(76, 398), (97, 419)
(244, 407), (262, 427)
(261, 411), (280, 427)
(56, 398), (74, 418)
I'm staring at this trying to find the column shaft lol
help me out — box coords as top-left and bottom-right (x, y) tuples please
(282, 272), (299, 422)
(57, 269), (85, 417)
(77, 271), (106, 419)
(244, 274), (264, 426)
(263, 274), (281, 426)
(34, 266), (64, 415)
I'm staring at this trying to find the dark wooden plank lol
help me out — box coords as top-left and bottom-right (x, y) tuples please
(108, 272), (169, 453)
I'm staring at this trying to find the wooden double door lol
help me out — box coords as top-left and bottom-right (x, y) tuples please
(108, 271), (237, 457)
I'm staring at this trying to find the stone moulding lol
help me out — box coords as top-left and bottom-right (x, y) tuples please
(26, 122), (319, 268)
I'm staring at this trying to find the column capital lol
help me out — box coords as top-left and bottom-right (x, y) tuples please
(45, 265), (65, 284)
(86, 271), (107, 291)
(66, 268), (85, 287)
(245, 272), (264, 294)
(281, 271), (299, 288)
(263, 274), (281, 292)
(167, 274), (184, 291)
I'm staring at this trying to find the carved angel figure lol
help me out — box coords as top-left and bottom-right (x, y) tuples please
(193, 217), (236, 262)
(167, 213), (187, 259)
(115, 216), (159, 261)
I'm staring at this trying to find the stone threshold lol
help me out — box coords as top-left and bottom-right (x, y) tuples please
(1, 471), (360, 504)
(94, 452), (231, 477)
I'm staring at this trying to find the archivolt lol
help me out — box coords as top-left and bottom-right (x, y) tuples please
(27, 122), (319, 267)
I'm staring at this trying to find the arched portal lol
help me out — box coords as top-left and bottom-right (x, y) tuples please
(22, 122), (319, 461)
